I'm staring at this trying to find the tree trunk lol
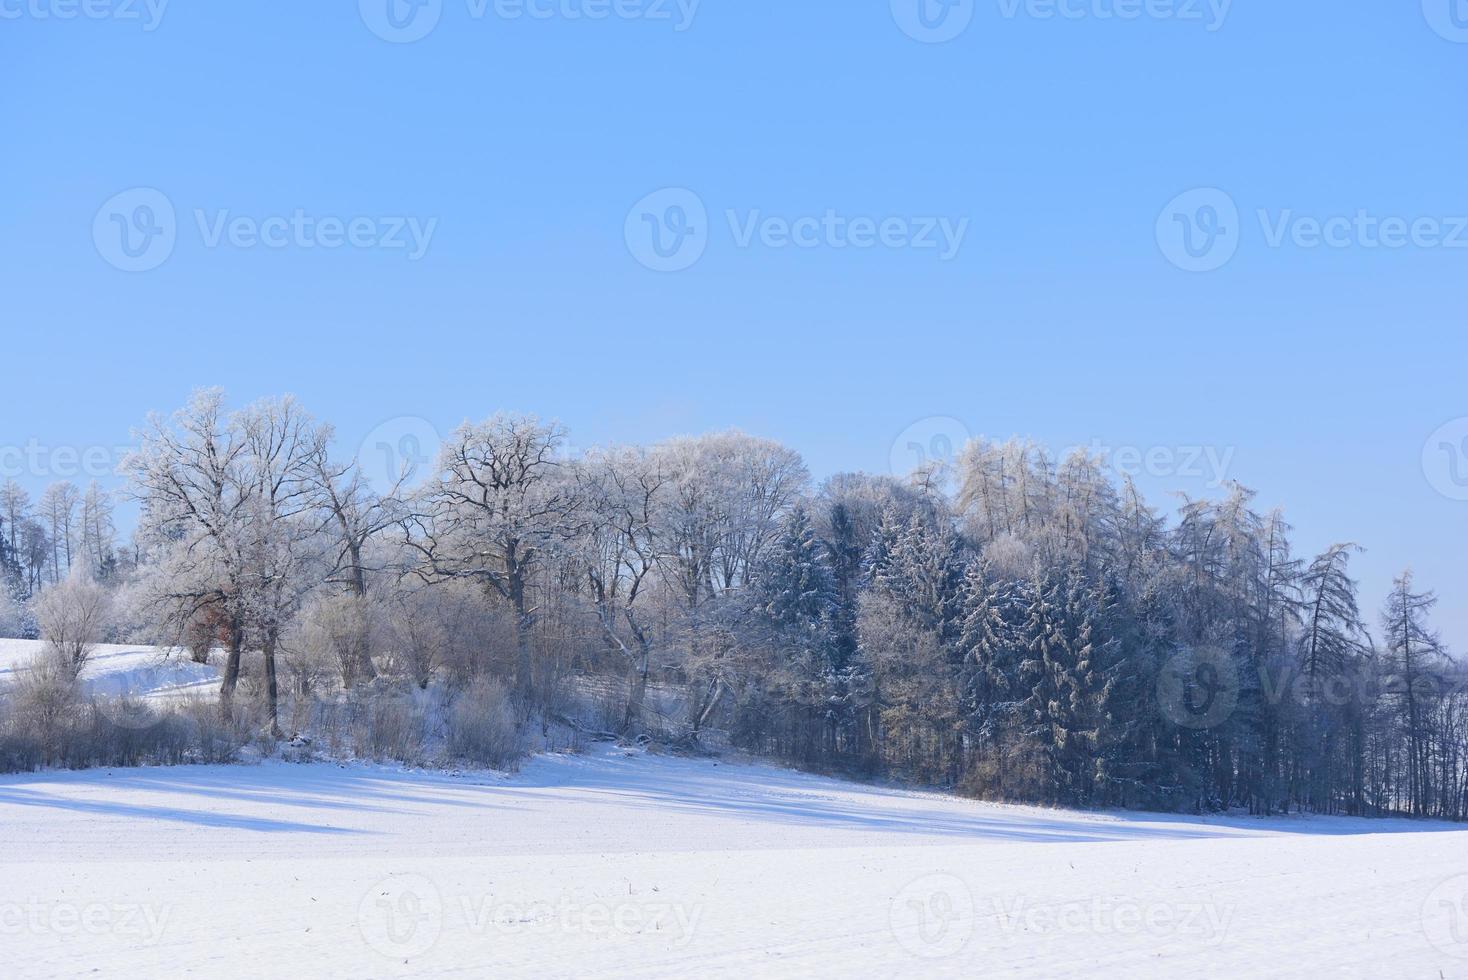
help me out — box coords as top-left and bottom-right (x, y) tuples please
(263, 630), (281, 737)
(623, 642), (650, 733)
(219, 618), (244, 716)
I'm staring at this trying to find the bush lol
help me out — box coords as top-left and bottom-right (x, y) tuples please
(349, 689), (427, 765)
(446, 677), (523, 769)
(34, 572), (113, 678)
(292, 593), (380, 690)
(0, 653), (256, 773)
(177, 695), (256, 765)
(0, 656), (76, 768)
(382, 581), (514, 689)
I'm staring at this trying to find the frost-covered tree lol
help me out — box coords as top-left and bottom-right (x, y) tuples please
(127, 390), (329, 730)
(575, 445), (668, 729)
(38, 481), (79, 584)
(1381, 571), (1446, 816)
(78, 482), (117, 580)
(409, 414), (580, 694)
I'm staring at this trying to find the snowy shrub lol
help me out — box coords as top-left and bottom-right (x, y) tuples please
(176, 696), (256, 765)
(0, 654), (80, 767)
(350, 689), (427, 765)
(0, 658), (258, 773)
(34, 572), (113, 678)
(292, 592), (380, 689)
(383, 581), (514, 690)
(446, 677), (523, 770)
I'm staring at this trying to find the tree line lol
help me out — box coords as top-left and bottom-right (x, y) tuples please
(5, 390), (1464, 819)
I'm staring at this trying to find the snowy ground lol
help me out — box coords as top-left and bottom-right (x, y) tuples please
(1, 744), (1466, 978)
(3, 638), (1467, 977)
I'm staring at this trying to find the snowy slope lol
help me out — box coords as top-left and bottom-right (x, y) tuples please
(0, 638), (219, 704)
(2, 745), (1466, 978)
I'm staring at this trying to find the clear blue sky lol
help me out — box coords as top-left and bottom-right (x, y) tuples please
(3, 1), (1465, 645)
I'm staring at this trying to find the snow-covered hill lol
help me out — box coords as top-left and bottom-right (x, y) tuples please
(2, 742), (1466, 978)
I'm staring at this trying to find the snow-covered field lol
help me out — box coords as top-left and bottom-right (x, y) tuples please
(3, 638), (1468, 978)
(0, 745), (1465, 978)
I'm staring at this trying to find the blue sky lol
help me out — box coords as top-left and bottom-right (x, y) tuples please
(3, 1), (1466, 644)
